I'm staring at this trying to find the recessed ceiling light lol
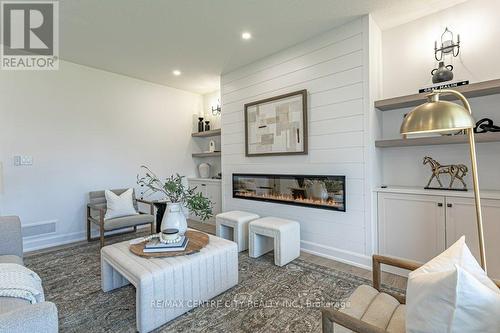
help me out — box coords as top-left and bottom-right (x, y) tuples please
(172, 70), (181, 76)
(241, 32), (252, 40)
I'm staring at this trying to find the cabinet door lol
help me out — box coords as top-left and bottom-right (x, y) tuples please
(445, 197), (500, 279)
(206, 183), (222, 216)
(378, 193), (446, 263)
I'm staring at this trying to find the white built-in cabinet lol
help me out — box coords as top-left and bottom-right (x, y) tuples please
(188, 178), (221, 224)
(377, 187), (500, 279)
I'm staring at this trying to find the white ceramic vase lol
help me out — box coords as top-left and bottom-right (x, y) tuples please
(161, 202), (187, 235)
(198, 163), (210, 178)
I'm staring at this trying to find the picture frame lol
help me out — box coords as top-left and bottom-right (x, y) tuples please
(244, 89), (308, 156)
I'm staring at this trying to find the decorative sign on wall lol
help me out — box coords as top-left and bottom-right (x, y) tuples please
(418, 80), (469, 93)
(244, 90), (307, 156)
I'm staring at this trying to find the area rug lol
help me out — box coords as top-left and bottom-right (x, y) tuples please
(25, 233), (396, 333)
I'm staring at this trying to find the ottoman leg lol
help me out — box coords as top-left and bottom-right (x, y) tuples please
(235, 222), (249, 252)
(275, 229), (301, 266)
(101, 257), (129, 292)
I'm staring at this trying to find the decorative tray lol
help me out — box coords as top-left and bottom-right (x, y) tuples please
(129, 230), (209, 258)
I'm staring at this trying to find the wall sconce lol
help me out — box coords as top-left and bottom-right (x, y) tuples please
(435, 27), (460, 61)
(211, 99), (221, 116)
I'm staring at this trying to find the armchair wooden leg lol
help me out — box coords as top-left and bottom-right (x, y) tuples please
(86, 206), (91, 242)
(100, 227), (105, 248)
(99, 209), (105, 248)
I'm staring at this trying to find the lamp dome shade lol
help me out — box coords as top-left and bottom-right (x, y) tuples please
(400, 99), (475, 134)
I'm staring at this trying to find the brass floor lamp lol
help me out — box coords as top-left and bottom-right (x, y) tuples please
(400, 89), (487, 272)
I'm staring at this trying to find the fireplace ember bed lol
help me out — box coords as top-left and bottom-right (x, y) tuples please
(232, 173), (345, 212)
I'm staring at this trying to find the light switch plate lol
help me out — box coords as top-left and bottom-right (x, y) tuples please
(14, 155), (33, 166)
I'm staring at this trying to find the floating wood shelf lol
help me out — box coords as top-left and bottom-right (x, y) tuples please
(375, 79), (500, 111)
(191, 129), (221, 137)
(375, 132), (500, 148)
(191, 152), (221, 158)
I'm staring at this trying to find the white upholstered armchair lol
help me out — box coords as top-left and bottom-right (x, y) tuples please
(321, 255), (500, 333)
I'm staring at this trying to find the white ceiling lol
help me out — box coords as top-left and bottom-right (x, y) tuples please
(59, 0), (466, 94)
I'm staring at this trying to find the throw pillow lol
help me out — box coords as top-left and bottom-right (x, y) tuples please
(104, 189), (138, 220)
(406, 236), (500, 333)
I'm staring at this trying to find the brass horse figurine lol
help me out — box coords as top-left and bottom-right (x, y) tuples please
(423, 156), (468, 190)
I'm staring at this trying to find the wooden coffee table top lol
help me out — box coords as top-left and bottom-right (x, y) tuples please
(129, 230), (209, 258)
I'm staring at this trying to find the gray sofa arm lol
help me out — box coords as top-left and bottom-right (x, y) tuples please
(0, 301), (58, 333)
(0, 216), (23, 258)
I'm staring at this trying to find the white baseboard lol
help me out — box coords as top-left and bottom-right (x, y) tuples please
(23, 225), (151, 253)
(300, 240), (372, 271)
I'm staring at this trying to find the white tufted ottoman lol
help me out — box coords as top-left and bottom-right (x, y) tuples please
(216, 211), (260, 252)
(249, 217), (300, 266)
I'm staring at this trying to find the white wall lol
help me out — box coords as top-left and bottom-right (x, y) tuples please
(382, 0), (500, 98)
(0, 60), (202, 250)
(221, 17), (378, 268)
(379, 0), (500, 190)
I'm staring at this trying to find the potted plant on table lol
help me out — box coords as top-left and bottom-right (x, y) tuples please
(137, 166), (212, 235)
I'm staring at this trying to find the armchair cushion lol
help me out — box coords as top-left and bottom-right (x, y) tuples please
(406, 236), (500, 333)
(103, 214), (154, 231)
(104, 189), (138, 220)
(334, 285), (405, 333)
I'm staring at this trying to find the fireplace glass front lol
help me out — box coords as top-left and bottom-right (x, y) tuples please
(232, 174), (345, 211)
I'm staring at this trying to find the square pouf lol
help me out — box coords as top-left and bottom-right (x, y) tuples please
(249, 217), (300, 266)
(216, 211), (260, 252)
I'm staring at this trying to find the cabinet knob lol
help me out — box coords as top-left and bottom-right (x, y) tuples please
(201, 184), (206, 187)
(447, 203), (453, 208)
(437, 203), (443, 207)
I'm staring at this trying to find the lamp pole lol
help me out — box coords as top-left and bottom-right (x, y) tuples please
(438, 90), (487, 272)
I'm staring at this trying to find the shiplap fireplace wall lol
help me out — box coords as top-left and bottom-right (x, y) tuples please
(220, 17), (381, 268)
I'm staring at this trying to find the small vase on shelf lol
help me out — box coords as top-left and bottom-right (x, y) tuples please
(204, 121), (210, 131)
(198, 117), (204, 132)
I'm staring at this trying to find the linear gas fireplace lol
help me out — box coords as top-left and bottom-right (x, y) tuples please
(232, 174), (345, 212)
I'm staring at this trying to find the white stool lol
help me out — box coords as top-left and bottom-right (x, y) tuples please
(216, 211), (260, 252)
(249, 217), (300, 266)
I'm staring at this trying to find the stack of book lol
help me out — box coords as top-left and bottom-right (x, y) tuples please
(143, 236), (189, 253)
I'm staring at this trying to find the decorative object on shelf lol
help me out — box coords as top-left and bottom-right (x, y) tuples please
(245, 90), (307, 156)
(423, 156), (468, 191)
(137, 166), (212, 234)
(198, 163), (211, 179)
(208, 140), (216, 152)
(434, 27), (460, 61)
(419, 80), (469, 94)
(211, 99), (221, 116)
(400, 89), (487, 271)
(475, 118), (500, 133)
(431, 61), (454, 83)
(204, 120), (210, 131)
(197, 117), (204, 132)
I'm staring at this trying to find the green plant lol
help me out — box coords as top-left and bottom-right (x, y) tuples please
(137, 166), (212, 221)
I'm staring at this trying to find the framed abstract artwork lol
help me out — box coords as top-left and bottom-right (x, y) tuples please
(244, 89), (308, 156)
